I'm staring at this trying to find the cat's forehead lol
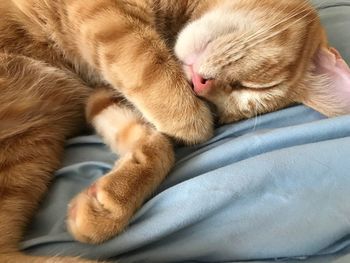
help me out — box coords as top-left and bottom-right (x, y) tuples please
(175, 3), (308, 63)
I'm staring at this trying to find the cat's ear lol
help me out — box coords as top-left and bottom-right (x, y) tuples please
(299, 47), (350, 117)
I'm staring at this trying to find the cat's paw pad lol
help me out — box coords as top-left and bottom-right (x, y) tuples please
(67, 179), (131, 244)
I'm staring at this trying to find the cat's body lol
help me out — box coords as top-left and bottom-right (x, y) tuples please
(1, 0), (349, 262)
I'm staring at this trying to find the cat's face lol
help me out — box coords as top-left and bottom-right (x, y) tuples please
(175, 0), (326, 124)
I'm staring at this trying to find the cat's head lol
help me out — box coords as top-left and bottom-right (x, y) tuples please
(175, 0), (350, 124)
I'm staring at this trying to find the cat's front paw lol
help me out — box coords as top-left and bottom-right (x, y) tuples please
(67, 177), (132, 244)
(157, 98), (214, 145)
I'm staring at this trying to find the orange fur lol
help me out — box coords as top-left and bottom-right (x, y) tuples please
(68, 89), (174, 243)
(0, 0), (347, 262)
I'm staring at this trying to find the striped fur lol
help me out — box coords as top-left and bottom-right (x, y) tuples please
(0, 0), (347, 262)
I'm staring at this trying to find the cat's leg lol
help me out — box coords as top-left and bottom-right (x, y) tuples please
(13, 0), (213, 144)
(0, 54), (97, 263)
(67, 88), (175, 244)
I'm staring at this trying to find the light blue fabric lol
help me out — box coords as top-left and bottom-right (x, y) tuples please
(22, 106), (350, 262)
(22, 0), (350, 262)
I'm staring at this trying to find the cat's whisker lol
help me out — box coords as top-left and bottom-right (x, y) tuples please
(232, 0), (307, 43)
(247, 8), (320, 50)
(243, 0), (330, 48)
(225, 0), (312, 56)
(216, 0), (324, 60)
(240, 0), (311, 47)
(242, 3), (321, 52)
(250, 101), (260, 132)
(236, 0), (329, 49)
(242, 2), (307, 43)
(229, 0), (295, 43)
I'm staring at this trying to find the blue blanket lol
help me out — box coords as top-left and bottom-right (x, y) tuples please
(22, 106), (350, 262)
(22, 0), (350, 262)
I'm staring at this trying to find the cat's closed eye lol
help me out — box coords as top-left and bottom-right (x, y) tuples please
(175, 0), (323, 123)
(238, 81), (284, 91)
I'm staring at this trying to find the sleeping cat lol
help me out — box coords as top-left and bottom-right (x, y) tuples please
(0, 0), (349, 262)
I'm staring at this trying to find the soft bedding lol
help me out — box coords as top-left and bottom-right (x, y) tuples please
(22, 1), (350, 262)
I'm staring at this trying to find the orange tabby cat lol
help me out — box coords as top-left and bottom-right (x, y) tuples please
(0, 0), (349, 262)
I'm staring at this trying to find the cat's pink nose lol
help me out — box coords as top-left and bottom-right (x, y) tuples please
(191, 67), (213, 94)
